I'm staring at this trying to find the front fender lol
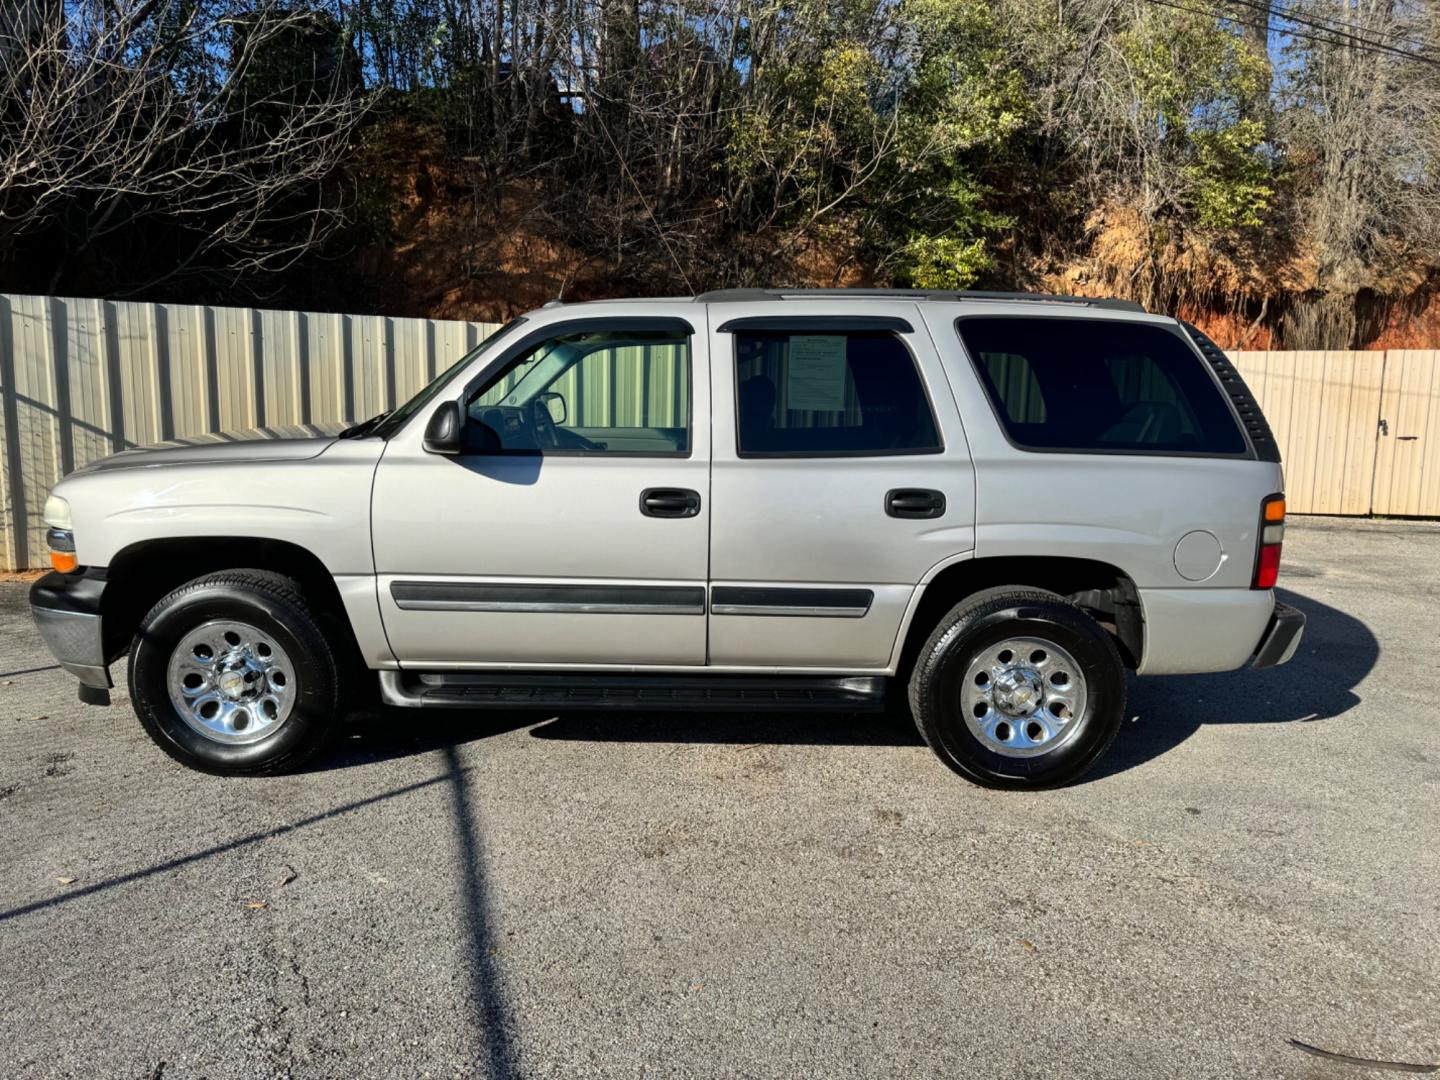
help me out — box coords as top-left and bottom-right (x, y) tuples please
(58, 439), (383, 574)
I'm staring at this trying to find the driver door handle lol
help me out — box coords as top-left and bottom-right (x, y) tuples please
(640, 488), (701, 518)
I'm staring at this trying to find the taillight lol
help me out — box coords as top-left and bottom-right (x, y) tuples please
(1253, 495), (1285, 589)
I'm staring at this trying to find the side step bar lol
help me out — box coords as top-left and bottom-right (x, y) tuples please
(378, 670), (887, 711)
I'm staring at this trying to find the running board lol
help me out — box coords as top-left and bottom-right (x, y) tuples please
(378, 670), (886, 711)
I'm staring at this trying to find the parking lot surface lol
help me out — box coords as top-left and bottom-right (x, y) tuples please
(1, 516), (1437, 1079)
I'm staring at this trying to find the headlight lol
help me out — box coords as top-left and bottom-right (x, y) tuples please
(43, 494), (77, 572)
(43, 494), (72, 530)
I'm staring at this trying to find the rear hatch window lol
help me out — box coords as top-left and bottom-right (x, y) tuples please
(955, 316), (1248, 456)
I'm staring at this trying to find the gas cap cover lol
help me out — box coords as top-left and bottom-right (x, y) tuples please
(1174, 530), (1224, 582)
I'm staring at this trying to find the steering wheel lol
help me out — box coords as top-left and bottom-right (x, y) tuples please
(530, 398), (559, 449)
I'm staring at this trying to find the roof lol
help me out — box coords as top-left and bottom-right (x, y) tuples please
(691, 288), (1145, 314)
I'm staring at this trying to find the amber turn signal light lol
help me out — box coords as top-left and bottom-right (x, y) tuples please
(46, 527), (78, 573)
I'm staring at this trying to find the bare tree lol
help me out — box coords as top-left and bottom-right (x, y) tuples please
(1277, 0), (1440, 346)
(0, 0), (370, 294)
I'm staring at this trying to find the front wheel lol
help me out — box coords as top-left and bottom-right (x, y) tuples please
(908, 587), (1126, 789)
(128, 570), (344, 775)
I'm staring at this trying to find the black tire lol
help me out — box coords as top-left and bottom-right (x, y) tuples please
(127, 570), (344, 775)
(907, 586), (1126, 789)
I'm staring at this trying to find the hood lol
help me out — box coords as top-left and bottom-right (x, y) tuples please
(73, 422), (352, 475)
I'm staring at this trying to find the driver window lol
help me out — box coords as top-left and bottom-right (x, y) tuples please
(465, 328), (691, 456)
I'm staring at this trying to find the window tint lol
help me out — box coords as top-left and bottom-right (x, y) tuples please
(956, 317), (1247, 455)
(734, 331), (941, 456)
(466, 329), (689, 455)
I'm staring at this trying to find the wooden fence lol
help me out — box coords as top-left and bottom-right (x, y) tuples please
(0, 292), (1436, 569)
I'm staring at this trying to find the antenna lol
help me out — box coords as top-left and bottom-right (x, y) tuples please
(547, 270), (576, 307)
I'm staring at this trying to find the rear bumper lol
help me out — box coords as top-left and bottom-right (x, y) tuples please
(1251, 600), (1306, 670)
(1137, 587), (1276, 674)
(29, 569), (112, 690)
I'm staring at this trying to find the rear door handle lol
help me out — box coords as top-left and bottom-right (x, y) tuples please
(885, 488), (946, 519)
(640, 487), (702, 518)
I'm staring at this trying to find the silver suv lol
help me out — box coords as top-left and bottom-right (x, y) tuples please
(29, 289), (1304, 788)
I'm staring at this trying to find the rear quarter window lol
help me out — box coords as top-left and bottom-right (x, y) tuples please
(955, 316), (1248, 456)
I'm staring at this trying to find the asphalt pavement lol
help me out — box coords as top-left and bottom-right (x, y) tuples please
(1, 516), (1437, 1079)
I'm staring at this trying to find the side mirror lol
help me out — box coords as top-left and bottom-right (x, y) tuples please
(423, 401), (463, 455)
(535, 391), (567, 426)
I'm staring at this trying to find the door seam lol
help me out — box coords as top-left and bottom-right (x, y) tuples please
(703, 302), (714, 665)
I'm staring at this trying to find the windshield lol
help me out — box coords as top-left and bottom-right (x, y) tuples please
(367, 317), (527, 440)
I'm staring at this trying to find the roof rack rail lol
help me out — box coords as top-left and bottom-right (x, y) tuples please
(692, 287), (1145, 313)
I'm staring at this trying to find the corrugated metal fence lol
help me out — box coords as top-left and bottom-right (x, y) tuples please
(0, 293), (498, 570)
(1, 292), (1437, 569)
(1231, 350), (1440, 518)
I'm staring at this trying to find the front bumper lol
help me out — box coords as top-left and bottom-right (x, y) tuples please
(1251, 600), (1306, 670)
(29, 569), (112, 690)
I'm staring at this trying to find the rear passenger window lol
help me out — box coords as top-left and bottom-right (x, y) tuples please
(734, 332), (941, 456)
(956, 317), (1247, 455)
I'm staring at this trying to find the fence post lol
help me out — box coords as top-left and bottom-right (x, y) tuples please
(1366, 350), (1390, 516)
(0, 295), (24, 570)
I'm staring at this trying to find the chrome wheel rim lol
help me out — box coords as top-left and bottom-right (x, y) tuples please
(961, 636), (1088, 758)
(166, 620), (295, 745)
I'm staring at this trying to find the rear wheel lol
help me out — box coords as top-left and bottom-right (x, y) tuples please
(908, 587), (1126, 789)
(128, 570), (344, 775)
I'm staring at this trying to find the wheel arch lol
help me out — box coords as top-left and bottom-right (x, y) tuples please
(100, 536), (357, 666)
(893, 555), (1143, 679)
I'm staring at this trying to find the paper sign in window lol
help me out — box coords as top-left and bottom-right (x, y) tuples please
(786, 336), (848, 411)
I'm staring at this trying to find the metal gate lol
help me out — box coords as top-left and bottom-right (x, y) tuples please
(1230, 349), (1437, 517)
(1370, 350), (1440, 517)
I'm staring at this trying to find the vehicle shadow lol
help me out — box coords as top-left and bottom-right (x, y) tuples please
(312, 587), (1375, 781)
(527, 708), (921, 747)
(1082, 587), (1378, 782)
(313, 702), (919, 772)
(313, 709), (540, 771)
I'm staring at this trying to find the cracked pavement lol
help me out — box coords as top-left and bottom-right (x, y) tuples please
(1, 516), (1438, 1078)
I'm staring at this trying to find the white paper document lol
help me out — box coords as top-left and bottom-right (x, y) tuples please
(785, 336), (849, 411)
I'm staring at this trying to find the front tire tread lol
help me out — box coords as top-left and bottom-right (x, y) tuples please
(128, 569), (343, 776)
